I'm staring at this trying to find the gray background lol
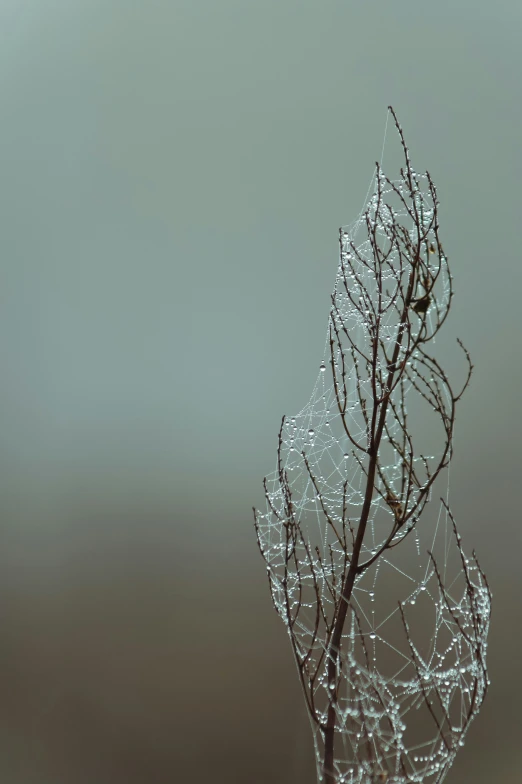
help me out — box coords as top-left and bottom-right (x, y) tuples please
(0, 1), (520, 782)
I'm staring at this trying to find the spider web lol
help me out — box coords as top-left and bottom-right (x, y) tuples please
(255, 141), (491, 784)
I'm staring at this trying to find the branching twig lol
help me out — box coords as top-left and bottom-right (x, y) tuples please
(254, 108), (490, 784)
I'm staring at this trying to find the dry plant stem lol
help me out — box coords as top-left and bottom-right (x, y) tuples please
(254, 106), (486, 784)
(323, 242), (419, 783)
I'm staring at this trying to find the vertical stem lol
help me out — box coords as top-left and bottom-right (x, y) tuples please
(322, 454), (378, 784)
(322, 276), (416, 783)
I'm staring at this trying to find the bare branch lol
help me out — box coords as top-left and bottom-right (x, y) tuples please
(254, 107), (490, 784)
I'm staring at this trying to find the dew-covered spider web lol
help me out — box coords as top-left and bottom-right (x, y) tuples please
(254, 112), (491, 784)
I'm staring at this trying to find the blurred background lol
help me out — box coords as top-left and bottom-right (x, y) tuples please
(0, 1), (520, 782)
